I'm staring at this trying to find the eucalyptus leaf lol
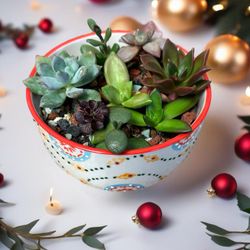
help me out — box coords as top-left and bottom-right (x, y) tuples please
(23, 77), (48, 95)
(84, 226), (107, 236)
(64, 225), (86, 236)
(102, 85), (122, 105)
(14, 220), (39, 233)
(0, 228), (14, 248)
(127, 138), (149, 150)
(207, 234), (236, 247)
(82, 235), (105, 250)
(238, 116), (250, 125)
(122, 93), (152, 109)
(237, 192), (250, 214)
(104, 52), (129, 87)
(40, 90), (66, 109)
(0, 199), (15, 206)
(155, 119), (192, 133)
(201, 222), (230, 236)
(105, 129), (128, 154)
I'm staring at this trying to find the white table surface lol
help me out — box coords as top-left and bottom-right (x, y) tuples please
(1, 1), (250, 249)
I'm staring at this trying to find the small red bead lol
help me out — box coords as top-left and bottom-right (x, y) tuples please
(211, 173), (237, 198)
(38, 18), (53, 33)
(136, 202), (162, 229)
(14, 33), (29, 49)
(235, 133), (250, 162)
(0, 173), (4, 187)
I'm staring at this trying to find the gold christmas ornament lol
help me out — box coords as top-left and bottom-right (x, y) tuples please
(205, 34), (250, 84)
(110, 16), (142, 31)
(156, 0), (207, 32)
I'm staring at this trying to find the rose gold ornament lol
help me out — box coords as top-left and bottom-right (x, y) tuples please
(156, 0), (207, 32)
(205, 35), (250, 84)
(110, 16), (142, 31)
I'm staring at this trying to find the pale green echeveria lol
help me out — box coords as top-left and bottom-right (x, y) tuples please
(102, 52), (151, 109)
(24, 50), (101, 108)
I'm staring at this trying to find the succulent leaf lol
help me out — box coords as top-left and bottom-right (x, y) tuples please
(24, 77), (47, 95)
(36, 63), (54, 77)
(78, 89), (101, 102)
(91, 122), (114, 145)
(65, 87), (84, 98)
(142, 40), (161, 58)
(127, 138), (149, 149)
(105, 129), (128, 154)
(56, 71), (69, 84)
(178, 49), (194, 78)
(122, 92), (152, 109)
(41, 76), (67, 90)
(102, 85), (122, 105)
(78, 50), (96, 66)
(117, 46), (140, 63)
(51, 56), (66, 72)
(40, 90), (66, 109)
(155, 119), (192, 133)
(127, 109), (147, 126)
(140, 54), (165, 77)
(110, 107), (131, 128)
(163, 39), (179, 67)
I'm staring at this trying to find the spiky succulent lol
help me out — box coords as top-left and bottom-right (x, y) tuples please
(74, 100), (109, 135)
(140, 39), (211, 101)
(24, 50), (101, 108)
(117, 21), (165, 63)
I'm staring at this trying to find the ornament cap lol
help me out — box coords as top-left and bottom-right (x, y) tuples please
(131, 215), (140, 225)
(207, 187), (216, 197)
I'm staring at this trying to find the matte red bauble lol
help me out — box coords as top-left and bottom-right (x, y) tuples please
(211, 173), (237, 198)
(133, 202), (162, 229)
(14, 33), (29, 49)
(235, 133), (250, 162)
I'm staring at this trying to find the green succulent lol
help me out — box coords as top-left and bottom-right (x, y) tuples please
(117, 21), (165, 62)
(83, 19), (120, 65)
(102, 52), (152, 109)
(24, 50), (101, 108)
(140, 39), (211, 100)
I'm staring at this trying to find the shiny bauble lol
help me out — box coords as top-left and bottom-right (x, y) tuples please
(205, 35), (250, 84)
(38, 18), (53, 33)
(211, 173), (237, 199)
(110, 16), (142, 31)
(235, 133), (250, 162)
(156, 0), (207, 32)
(134, 202), (162, 229)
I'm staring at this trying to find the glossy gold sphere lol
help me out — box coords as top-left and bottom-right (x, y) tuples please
(110, 16), (142, 31)
(156, 0), (207, 32)
(205, 35), (250, 84)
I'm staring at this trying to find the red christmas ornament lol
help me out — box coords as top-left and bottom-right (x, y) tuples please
(209, 173), (237, 198)
(132, 202), (162, 229)
(38, 18), (53, 33)
(235, 133), (250, 162)
(14, 33), (29, 49)
(0, 173), (4, 187)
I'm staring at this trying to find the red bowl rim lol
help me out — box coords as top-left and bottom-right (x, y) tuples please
(26, 31), (212, 155)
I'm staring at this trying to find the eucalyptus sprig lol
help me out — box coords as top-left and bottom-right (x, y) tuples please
(0, 219), (106, 250)
(202, 192), (250, 249)
(86, 19), (120, 65)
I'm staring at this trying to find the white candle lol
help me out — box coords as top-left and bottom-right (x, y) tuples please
(45, 188), (63, 215)
(240, 86), (250, 105)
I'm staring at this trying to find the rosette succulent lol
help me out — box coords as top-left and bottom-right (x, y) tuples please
(117, 21), (165, 62)
(23, 49), (101, 108)
(140, 39), (211, 101)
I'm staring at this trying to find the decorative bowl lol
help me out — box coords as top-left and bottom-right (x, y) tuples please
(26, 31), (212, 192)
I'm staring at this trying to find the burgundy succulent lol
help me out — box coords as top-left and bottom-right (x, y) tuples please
(74, 100), (109, 134)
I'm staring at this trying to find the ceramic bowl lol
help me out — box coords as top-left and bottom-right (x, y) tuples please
(26, 32), (212, 192)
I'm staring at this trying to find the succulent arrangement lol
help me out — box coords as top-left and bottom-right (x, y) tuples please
(24, 19), (210, 154)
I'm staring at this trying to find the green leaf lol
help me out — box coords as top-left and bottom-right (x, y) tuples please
(35, 55), (51, 65)
(0, 228), (14, 248)
(127, 109), (147, 127)
(87, 39), (103, 47)
(140, 54), (165, 77)
(56, 71), (69, 84)
(31, 231), (56, 236)
(201, 222), (230, 235)
(64, 225), (86, 236)
(111, 43), (120, 53)
(78, 51), (96, 66)
(91, 123), (114, 145)
(104, 52), (129, 87)
(40, 90), (66, 109)
(65, 87), (83, 98)
(11, 242), (25, 250)
(127, 138), (149, 150)
(155, 119), (192, 133)
(164, 62), (178, 78)
(145, 89), (163, 127)
(36, 63), (54, 77)
(51, 56), (66, 72)
(80, 44), (99, 56)
(84, 226), (107, 236)
(102, 85), (122, 105)
(207, 234), (237, 247)
(82, 235), (105, 250)
(178, 49), (194, 78)
(78, 89), (101, 102)
(192, 50), (209, 74)
(23, 77), (48, 95)
(14, 219), (39, 233)
(96, 142), (108, 150)
(0, 199), (15, 206)
(122, 93), (152, 109)
(41, 76), (67, 90)
(238, 116), (250, 125)
(104, 28), (112, 43)
(87, 18), (97, 32)
(164, 95), (199, 119)
(105, 129), (128, 154)
(237, 192), (250, 214)
(110, 107), (131, 128)
(163, 39), (179, 68)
